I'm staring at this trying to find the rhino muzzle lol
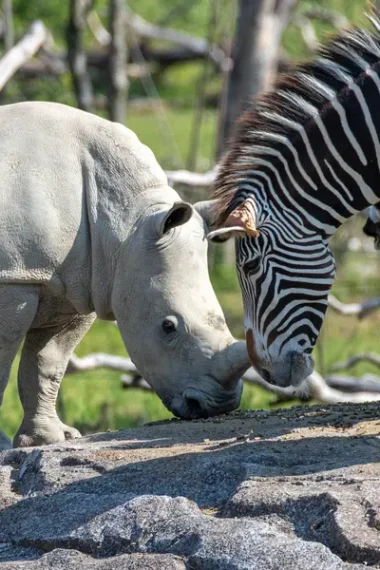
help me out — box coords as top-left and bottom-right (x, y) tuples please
(162, 340), (249, 420)
(168, 380), (244, 420)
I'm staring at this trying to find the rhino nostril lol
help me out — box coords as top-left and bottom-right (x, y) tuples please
(185, 396), (203, 417)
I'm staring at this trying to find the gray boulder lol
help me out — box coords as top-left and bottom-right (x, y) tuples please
(1, 402), (379, 569)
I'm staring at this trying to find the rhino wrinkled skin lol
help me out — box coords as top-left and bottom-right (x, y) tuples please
(0, 102), (250, 448)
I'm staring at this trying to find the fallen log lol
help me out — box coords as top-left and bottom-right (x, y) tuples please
(327, 294), (380, 319)
(332, 352), (380, 372)
(327, 374), (380, 393)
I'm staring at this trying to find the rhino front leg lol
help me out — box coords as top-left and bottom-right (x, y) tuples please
(0, 286), (40, 448)
(14, 313), (96, 448)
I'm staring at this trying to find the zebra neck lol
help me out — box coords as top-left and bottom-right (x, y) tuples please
(246, 108), (380, 241)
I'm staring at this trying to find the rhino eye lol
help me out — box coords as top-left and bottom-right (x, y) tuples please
(162, 317), (178, 335)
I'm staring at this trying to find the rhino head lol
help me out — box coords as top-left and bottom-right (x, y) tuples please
(111, 195), (250, 419)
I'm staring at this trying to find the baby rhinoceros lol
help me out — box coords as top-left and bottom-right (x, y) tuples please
(0, 102), (250, 448)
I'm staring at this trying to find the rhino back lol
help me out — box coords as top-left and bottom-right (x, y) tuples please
(0, 102), (167, 310)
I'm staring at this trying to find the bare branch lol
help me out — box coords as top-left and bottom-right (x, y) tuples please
(300, 7), (348, 29)
(166, 167), (218, 188)
(87, 10), (111, 46)
(242, 369), (380, 404)
(86, 11), (231, 71)
(293, 14), (318, 52)
(121, 375), (152, 391)
(16, 52), (151, 82)
(328, 294), (380, 319)
(66, 353), (141, 375)
(292, 8), (348, 54)
(66, 352), (380, 405)
(126, 10), (229, 71)
(0, 20), (46, 91)
(332, 353), (380, 372)
(306, 371), (380, 404)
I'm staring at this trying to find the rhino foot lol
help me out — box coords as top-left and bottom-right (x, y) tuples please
(0, 431), (12, 450)
(13, 416), (81, 448)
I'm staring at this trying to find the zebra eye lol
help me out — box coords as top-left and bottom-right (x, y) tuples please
(243, 258), (261, 275)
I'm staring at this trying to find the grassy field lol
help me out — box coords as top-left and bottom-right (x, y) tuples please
(2, 0), (380, 440)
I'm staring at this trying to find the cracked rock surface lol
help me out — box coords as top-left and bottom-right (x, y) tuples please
(1, 402), (380, 569)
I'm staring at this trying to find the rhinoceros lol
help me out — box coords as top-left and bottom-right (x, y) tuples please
(0, 102), (250, 448)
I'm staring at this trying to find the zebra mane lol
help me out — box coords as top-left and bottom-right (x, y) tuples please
(213, 14), (380, 225)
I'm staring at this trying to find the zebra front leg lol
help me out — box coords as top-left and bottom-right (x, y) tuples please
(14, 313), (96, 448)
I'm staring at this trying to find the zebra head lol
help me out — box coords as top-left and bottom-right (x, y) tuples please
(209, 16), (380, 387)
(209, 199), (336, 388)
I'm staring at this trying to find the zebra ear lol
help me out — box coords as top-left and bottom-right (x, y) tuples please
(207, 203), (259, 242)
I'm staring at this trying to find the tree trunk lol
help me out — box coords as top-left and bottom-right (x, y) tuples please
(67, 0), (94, 112)
(217, 0), (298, 157)
(2, 0), (14, 51)
(108, 0), (128, 123)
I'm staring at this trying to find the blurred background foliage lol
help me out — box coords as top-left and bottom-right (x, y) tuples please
(1, 0), (380, 440)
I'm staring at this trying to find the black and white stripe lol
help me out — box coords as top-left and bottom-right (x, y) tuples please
(213, 16), (380, 379)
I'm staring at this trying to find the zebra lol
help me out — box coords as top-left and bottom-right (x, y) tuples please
(209, 15), (380, 388)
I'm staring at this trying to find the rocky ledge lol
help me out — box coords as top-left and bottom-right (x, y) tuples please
(1, 402), (380, 569)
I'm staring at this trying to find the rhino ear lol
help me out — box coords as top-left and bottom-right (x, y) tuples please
(158, 202), (193, 237)
(207, 201), (259, 243)
(193, 199), (217, 230)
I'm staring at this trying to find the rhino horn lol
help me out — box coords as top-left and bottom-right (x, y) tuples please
(213, 339), (251, 389)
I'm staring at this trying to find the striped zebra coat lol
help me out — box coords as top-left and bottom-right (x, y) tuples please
(210, 15), (380, 388)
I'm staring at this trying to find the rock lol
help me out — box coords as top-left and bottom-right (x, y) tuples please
(0, 545), (42, 563)
(0, 402), (379, 569)
(0, 465), (18, 509)
(0, 549), (185, 569)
